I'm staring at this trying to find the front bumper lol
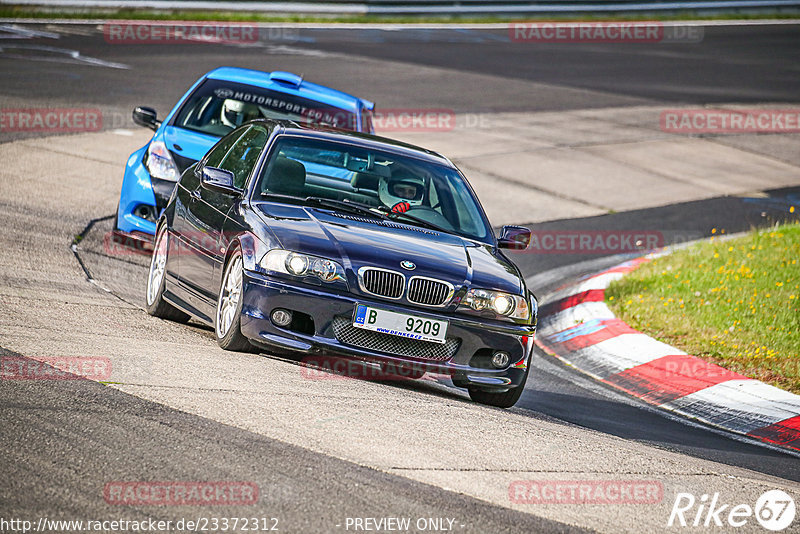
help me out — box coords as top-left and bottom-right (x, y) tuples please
(116, 146), (179, 236)
(239, 270), (535, 392)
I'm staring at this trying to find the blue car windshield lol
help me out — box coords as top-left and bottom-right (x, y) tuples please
(172, 79), (358, 137)
(255, 136), (492, 242)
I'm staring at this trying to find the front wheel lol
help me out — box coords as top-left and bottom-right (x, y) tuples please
(468, 367), (529, 408)
(215, 249), (253, 352)
(146, 225), (190, 322)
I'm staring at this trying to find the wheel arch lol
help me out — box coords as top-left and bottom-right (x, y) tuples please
(226, 231), (266, 273)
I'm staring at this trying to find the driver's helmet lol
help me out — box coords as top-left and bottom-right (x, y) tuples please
(379, 172), (425, 212)
(221, 99), (257, 128)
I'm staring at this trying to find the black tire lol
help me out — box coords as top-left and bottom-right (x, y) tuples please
(468, 367), (529, 408)
(215, 248), (253, 352)
(145, 225), (191, 323)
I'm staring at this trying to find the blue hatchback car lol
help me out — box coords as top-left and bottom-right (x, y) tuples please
(115, 67), (375, 240)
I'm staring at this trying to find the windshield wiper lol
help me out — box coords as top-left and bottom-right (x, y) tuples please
(381, 209), (451, 234)
(260, 192), (306, 203)
(261, 193), (385, 219)
(303, 197), (389, 220)
(261, 192), (450, 234)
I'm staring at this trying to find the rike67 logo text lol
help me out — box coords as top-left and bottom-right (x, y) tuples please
(668, 490), (795, 531)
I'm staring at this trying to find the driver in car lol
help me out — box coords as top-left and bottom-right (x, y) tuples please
(379, 172), (426, 214)
(220, 99), (260, 129)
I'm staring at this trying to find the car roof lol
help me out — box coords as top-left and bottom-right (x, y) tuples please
(205, 67), (370, 114)
(250, 119), (453, 167)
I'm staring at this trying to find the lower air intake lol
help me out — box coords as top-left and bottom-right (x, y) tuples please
(332, 316), (459, 361)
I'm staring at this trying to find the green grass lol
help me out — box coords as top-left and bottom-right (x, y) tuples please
(607, 222), (800, 394)
(1, 7), (799, 23)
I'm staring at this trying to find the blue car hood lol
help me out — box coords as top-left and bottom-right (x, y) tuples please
(253, 203), (523, 295)
(161, 126), (218, 163)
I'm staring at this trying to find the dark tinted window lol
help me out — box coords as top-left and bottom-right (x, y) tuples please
(172, 79), (358, 137)
(203, 127), (246, 169)
(255, 136), (492, 241)
(216, 125), (270, 188)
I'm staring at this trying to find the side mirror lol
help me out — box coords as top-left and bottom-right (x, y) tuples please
(201, 167), (239, 195)
(132, 106), (160, 131)
(498, 225), (531, 250)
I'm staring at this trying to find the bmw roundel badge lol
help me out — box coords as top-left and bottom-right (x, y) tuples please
(400, 260), (416, 271)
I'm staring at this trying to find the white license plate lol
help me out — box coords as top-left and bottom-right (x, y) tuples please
(353, 304), (448, 344)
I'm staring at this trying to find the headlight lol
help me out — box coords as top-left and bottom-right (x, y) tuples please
(286, 254), (309, 276)
(458, 288), (530, 320)
(145, 141), (180, 181)
(260, 249), (346, 283)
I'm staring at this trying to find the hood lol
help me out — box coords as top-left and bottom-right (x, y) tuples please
(161, 126), (219, 169)
(253, 202), (523, 296)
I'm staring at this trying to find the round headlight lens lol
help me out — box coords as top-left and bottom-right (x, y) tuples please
(312, 259), (337, 281)
(286, 253), (309, 275)
(491, 294), (515, 316)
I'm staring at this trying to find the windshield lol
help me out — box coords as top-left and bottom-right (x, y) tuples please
(254, 136), (493, 242)
(172, 79), (358, 137)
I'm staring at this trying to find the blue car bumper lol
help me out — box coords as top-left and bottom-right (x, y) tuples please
(239, 271), (534, 391)
(116, 146), (158, 236)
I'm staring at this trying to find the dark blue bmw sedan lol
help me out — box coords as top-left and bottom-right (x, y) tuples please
(146, 119), (537, 407)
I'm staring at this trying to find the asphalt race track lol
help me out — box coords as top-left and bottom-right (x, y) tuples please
(1, 20), (799, 533)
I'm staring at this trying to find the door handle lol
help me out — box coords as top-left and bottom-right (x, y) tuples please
(190, 189), (201, 200)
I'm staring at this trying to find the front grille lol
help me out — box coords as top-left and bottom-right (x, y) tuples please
(359, 268), (404, 299)
(332, 316), (460, 361)
(407, 277), (453, 306)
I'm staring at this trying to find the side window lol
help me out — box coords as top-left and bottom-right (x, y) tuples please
(217, 125), (270, 189)
(203, 127), (246, 169)
(437, 176), (485, 239)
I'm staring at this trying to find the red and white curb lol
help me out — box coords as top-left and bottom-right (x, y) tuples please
(535, 256), (800, 453)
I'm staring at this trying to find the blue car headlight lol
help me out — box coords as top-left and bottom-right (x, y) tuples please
(145, 141), (180, 182)
(458, 288), (530, 320)
(259, 249), (346, 284)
